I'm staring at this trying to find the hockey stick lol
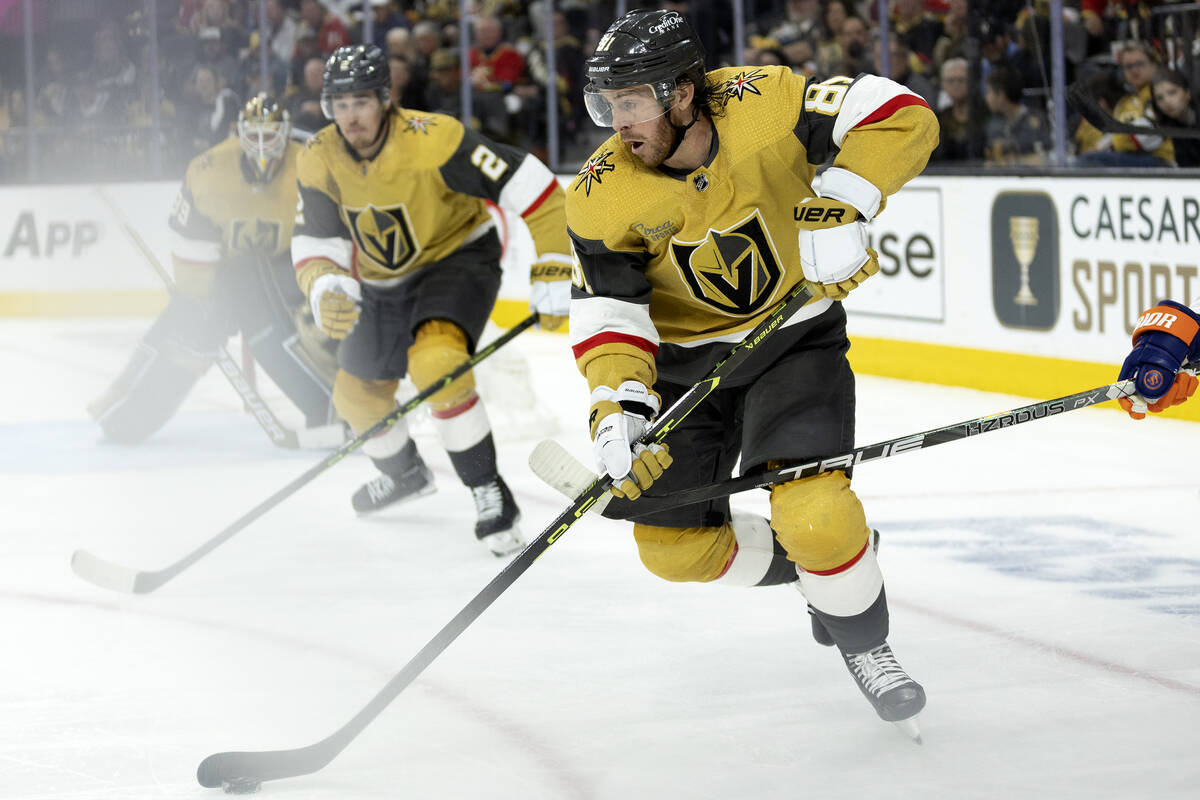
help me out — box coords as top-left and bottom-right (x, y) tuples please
(1067, 82), (1200, 140)
(194, 281), (817, 792)
(529, 379), (1140, 519)
(96, 189), (302, 449)
(70, 314), (539, 595)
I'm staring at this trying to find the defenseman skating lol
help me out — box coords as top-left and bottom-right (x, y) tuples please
(293, 45), (573, 555)
(565, 10), (937, 738)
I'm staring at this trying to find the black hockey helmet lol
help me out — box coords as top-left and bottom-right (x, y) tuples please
(583, 9), (706, 126)
(321, 44), (390, 118)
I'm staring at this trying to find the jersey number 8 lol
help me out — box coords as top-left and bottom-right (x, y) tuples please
(804, 77), (852, 116)
(471, 145), (509, 181)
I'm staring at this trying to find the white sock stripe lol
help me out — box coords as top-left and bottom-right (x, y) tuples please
(795, 539), (883, 617)
(433, 398), (492, 452)
(362, 416), (411, 458)
(714, 513), (776, 587)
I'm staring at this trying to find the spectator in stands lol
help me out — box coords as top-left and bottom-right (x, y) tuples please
(469, 16), (527, 93)
(35, 45), (73, 126)
(189, 0), (247, 55)
(932, 57), (986, 162)
(756, 46), (790, 68)
(264, 0), (299, 67)
(389, 54), (425, 110)
(983, 65), (1050, 164)
(836, 14), (871, 76)
(298, 0), (349, 56)
(424, 47), (462, 117)
(235, 33), (290, 100)
(177, 63), (240, 157)
(762, 0), (822, 54)
(874, 33), (936, 107)
(386, 26), (415, 61)
(196, 26), (240, 90)
(1150, 68), (1200, 167)
(932, 0), (969, 75)
(892, 0), (943, 67)
(814, 2), (853, 76)
(1077, 41), (1174, 166)
(365, 0), (408, 52)
(1073, 66), (1125, 156)
(287, 55), (327, 132)
(90, 19), (138, 117)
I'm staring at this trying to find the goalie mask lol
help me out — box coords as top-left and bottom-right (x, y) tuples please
(321, 44), (390, 119)
(583, 9), (706, 127)
(238, 93), (290, 183)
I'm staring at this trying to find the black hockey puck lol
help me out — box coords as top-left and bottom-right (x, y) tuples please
(221, 777), (261, 794)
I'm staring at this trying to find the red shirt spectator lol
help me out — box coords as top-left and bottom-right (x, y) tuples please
(299, 0), (349, 56)
(468, 16), (525, 90)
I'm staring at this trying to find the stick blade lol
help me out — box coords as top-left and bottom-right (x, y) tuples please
(528, 440), (611, 513)
(70, 549), (143, 594)
(197, 744), (330, 789)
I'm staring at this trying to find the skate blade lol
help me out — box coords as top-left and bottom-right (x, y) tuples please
(892, 715), (923, 744)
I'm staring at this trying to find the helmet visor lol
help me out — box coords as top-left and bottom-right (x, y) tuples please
(583, 81), (675, 128)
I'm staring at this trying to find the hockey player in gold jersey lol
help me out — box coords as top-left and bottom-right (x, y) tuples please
(567, 10), (938, 736)
(90, 95), (340, 444)
(294, 44), (572, 557)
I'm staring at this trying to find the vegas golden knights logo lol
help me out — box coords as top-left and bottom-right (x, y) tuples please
(345, 203), (420, 273)
(230, 218), (281, 253)
(671, 211), (782, 315)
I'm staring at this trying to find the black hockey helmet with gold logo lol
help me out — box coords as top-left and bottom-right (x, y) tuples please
(583, 10), (706, 127)
(321, 44), (390, 119)
(237, 93), (291, 183)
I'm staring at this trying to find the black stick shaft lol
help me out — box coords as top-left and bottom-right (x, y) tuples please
(196, 281), (816, 788)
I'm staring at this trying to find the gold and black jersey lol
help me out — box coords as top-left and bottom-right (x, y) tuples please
(168, 137), (302, 272)
(565, 65), (938, 388)
(292, 106), (569, 295)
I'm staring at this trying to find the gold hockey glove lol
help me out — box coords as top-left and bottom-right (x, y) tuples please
(795, 197), (880, 301)
(309, 272), (361, 340)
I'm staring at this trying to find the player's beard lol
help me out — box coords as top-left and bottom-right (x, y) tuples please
(624, 114), (674, 167)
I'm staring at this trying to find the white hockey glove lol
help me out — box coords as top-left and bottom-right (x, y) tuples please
(529, 257), (573, 331)
(309, 272), (362, 340)
(796, 168), (883, 301)
(589, 380), (673, 501)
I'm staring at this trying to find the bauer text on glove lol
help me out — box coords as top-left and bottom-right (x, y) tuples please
(795, 196), (880, 301)
(589, 380), (673, 501)
(1117, 300), (1200, 419)
(529, 258), (573, 331)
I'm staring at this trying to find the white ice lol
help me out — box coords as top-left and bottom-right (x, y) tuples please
(2, 317), (1199, 800)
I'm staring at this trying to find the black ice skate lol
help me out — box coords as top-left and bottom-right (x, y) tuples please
(352, 451), (436, 513)
(841, 642), (926, 743)
(471, 477), (524, 557)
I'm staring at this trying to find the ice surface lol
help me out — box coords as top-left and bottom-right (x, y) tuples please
(2, 318), (1198, 799)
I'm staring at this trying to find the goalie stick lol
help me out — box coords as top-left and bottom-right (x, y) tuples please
(1067, 81), (1200, 140)
(97, 189), (302, 449)
(70, 314), (538, 595)
(529, 379), (1140, 518)
(194, 281), (817, 792)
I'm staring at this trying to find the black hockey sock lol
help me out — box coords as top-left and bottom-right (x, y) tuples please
(810, 586), (891, 654)
(448, 433), (499, 488)
(755, 533), (800, 586)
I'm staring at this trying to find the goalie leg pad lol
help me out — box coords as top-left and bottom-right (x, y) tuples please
(407, 319), (476, 412)
(632, 521), (736, 583)
(332, 369), (401, 436)
(770, 470), (870, 572)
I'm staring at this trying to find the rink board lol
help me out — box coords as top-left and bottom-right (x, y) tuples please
(1, 174), (1196, 421)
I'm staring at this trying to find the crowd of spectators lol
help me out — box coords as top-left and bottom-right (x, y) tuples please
(1, 0), (1199, 182)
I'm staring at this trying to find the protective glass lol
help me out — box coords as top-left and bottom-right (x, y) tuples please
(583, 81), (675, 128)
(237, 117), (289, 176)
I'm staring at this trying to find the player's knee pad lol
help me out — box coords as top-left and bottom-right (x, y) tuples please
(632, 521), (736, 583)
(407, 319), (476, 412)
(332, 370), (400, 434)
(89, 337), (212, 443)
(770, 470), (870, 572)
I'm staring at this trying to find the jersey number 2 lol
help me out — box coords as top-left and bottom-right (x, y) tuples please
(471, 145), (509, 181)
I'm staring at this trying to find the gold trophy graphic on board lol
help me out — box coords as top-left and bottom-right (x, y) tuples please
(1009, 216), (1039, 306)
